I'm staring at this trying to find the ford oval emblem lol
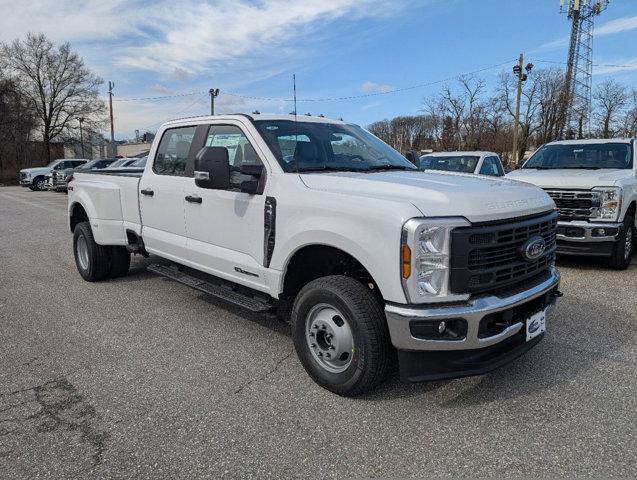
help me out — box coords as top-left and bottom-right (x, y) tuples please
(521, 235), (546, 262)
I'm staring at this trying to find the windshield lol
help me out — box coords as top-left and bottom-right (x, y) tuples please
(131, 156), (147, 167)
(420, 155), (480, 173)
(524, 143), (633, 170)
(253, 120), (416, 172)
(47, 160), (62, 168)
(78, 159), (115, 170)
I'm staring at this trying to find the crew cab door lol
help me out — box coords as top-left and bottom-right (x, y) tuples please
(139, 125), (197, 261)
(184, 122), (269, 290)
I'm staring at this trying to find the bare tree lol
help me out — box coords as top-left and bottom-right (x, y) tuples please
(593, 79), (627, 138)
(619, 89), (637, 137)
(1, 33), (105, 161)
(0, 71), (39, 183)
(533, 69), (566, 145)
(496, 71), (542, 163)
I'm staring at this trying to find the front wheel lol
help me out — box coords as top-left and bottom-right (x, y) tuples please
(291, 275), (391, 396)
(32, 176), (46, 191)
(607, 215), (634, 270)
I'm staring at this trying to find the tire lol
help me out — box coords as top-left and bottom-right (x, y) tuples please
(291, 275), (391, 396)
(73, 222), (111, 281)
(607, 215), (634, 270)
(32, 176), (46, 191)
(109, 246), (131, 278)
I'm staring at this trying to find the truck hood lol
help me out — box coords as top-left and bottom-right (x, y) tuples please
(507, 168), (635, 189)
(300, 170), (554, 223)
(20, 167), (52, 175)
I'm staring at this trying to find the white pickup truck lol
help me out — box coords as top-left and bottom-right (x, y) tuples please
(68, 114), (562, 395)
(508, 139), (636, 269)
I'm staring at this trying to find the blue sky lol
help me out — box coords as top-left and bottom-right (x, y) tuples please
(2, 0), (636, 139)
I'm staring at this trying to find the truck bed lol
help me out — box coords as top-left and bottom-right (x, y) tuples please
(71, 171), (143, 245)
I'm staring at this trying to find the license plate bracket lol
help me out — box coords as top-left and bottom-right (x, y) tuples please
(526, 309), (546, 341)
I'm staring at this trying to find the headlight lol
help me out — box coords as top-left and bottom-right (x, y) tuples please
(401, 218), (470, 304)
(591, 187), (622, 221)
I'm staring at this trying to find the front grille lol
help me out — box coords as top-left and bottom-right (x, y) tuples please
(20, 172), (27, 180)
(450, 211), (557, 295)
(544, 189), (598, 221)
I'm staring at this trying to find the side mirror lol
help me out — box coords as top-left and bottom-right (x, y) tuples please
(195, 146), (230, 189)
(240, 164), (264, 176)
(405, 150), (419, 166)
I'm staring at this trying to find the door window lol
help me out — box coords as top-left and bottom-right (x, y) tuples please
(154, 126), (196, 176)
(205, 125), (263, 187)
(479, 156), (503, 176)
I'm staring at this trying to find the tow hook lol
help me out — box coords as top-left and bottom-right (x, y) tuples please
(551, 290), (564, 298)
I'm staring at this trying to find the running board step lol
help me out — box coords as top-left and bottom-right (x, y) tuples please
(147, 264), (273, 313)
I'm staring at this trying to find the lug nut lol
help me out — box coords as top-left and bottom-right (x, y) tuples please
(311, 343), (316, 348)
(317, 352), (323, 357)
(309, 332), (315, 337)
(325, 353), (331, 358)
(329, 345), (335, 350)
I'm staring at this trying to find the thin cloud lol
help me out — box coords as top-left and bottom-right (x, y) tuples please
(361, 81), (394, 93)
(593, 58), (637, 76)
(596, 15), (637, 36)
(536, 14), (637, 52)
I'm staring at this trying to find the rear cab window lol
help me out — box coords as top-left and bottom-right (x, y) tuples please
(153, 126), (197, 176)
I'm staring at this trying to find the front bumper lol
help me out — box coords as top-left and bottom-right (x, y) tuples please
(556, 220), (622, 257)
(46, 176), (68, 190)
(19, 178), (31, 186)
(385, 267), (560, 381)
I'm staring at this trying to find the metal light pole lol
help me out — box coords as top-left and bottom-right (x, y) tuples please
(79, 117), (85, 158)
(511, 54), (532, 165)
(209, 88), (219, 115)
(108, 81), (116, 157)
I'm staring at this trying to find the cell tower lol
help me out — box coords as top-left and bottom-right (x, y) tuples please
(559, 0), (610, 138)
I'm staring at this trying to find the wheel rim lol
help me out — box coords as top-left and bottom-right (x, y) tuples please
(77, 234), (89, 271)
(37, 179), (44, 190)
(305, 303), (354, 374)
(625, 226), (633, 260)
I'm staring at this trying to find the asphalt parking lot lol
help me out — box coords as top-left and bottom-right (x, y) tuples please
(0, 185), (635, 479)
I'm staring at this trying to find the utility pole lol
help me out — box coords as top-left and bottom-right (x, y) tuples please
(108, 81), (116, 157)
(511, 54), (533, 165)
(79, 117), (85, 158)
(209, 88), (219, 115)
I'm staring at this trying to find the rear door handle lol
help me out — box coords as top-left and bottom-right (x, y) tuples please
(141, 188), (154, 196)
(185, 195), (202, 204)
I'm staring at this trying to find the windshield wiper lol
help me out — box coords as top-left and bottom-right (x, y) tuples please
(365, 164), (412, 171)
(297, 166), (366, 173)
(558, 166), (601, 170)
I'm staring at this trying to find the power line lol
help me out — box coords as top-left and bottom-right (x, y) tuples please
(223, 59), (516, 102)
(110, 59), (515, 105)
(113, 91), (207, 102)
(536, 59), (637, 68)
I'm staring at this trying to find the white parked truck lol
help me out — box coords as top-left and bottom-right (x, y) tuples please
(507, 139), (636, 269)
(68, 114), (562, 395)
(419, 151), (505, 177)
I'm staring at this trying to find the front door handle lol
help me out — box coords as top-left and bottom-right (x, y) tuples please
(141, 188), (154, 196)
(185, 195), (202, 204)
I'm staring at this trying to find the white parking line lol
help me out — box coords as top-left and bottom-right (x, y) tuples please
(0, 192), (64, 214)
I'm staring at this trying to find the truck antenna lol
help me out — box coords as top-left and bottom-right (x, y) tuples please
(293, 74), (300, 174)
